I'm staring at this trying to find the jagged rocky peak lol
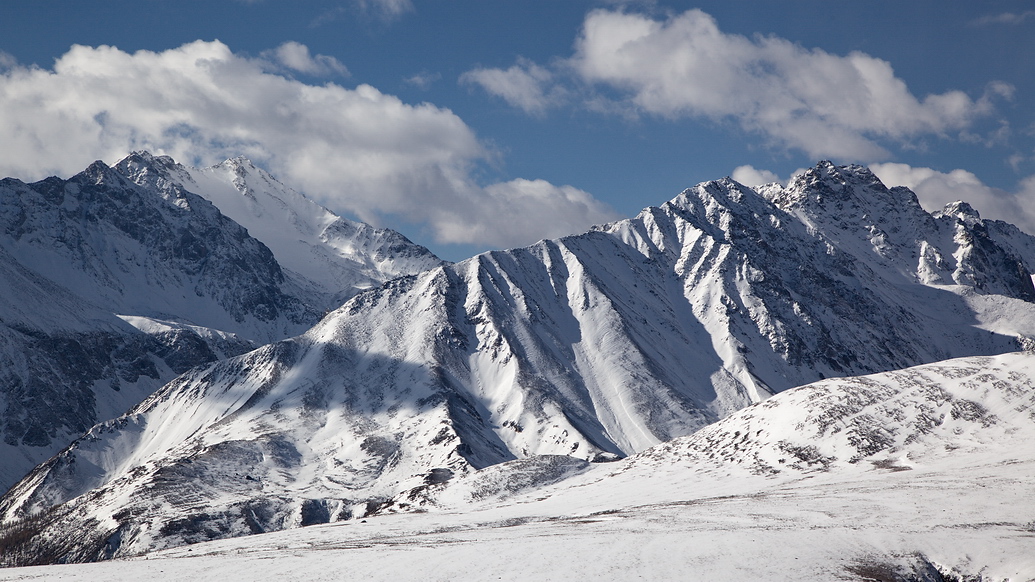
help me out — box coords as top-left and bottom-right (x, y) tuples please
(761, 161), (920, 217)
(938, 200), (982, 224)
(114, 151), (197, 200)
(117, 150), (180, 172)
(80, 159), (123, 184)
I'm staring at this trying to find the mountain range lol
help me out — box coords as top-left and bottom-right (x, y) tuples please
(1, 159), (1034, 567)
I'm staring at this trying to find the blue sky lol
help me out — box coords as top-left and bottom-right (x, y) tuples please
(1, 1), (1034, 261)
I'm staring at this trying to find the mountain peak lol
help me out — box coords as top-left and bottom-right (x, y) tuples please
(791, 161), (884, 195)
(940, 200), (981, 223)
(216, 155), (260, 178)
(78, 159), (123, 186)
(762, 161), (906, 218)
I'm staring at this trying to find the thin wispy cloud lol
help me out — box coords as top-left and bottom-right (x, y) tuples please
(260, 41), (349, 77)
(464, 8), (1011, 162)
(309, 0), (412, 27)
(353, 0), (414, 20)
(309, 6), (348, 28)
(971, 11), (1035, 26)
(0, 51), (16, 70)
(0, 41), (618, 249)
(404, 71), (441, 90)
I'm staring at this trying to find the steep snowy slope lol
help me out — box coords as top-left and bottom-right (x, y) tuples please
(0, 160), (306, 489)
(4, 352), (1034, 579)
(0, 160), (318, 342)
(4, 162), (1035, 561)
(0, 154), (439, 493)
(115, 152), (444, 310)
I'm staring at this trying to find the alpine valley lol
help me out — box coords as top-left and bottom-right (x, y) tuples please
(2, 159), (1035, 580)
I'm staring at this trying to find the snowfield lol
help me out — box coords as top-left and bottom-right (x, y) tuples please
(2, 352), (1034, 580)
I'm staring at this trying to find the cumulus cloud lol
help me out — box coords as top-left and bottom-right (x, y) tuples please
(466, 9), (1008, 161)
(461, 58), (562, 115)
(0, 40), (617, 249)
(870, 162), (1035, 234)
(731, 165), (781, 187)
(260, 41), (348, 77)
(434, 179), (618, 245)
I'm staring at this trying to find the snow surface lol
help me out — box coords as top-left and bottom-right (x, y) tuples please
(2, 352), (1034, 580)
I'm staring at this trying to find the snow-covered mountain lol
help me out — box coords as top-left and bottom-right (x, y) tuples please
(3, 162), (1035, 563)
(0, 155), (442, 491)
(115, 152), (444, 311)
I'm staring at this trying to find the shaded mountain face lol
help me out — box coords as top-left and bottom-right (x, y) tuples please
(3, 162), (1035, 562)
(0, 155), (443, 491)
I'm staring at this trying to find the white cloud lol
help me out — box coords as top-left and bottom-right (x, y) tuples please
(461, 58), (562, 115)
(870, 162), (1035, 234)
(731, 165), (780, 187)
(467, 9), (1008, 161)
(0, 40), (617, 249)
(433, 179), (619, 246)
(0, 51), (16, 70)
(404, 71), (441, 90)
(570, 9), (1007, 160)
(260, 41), (348, 77)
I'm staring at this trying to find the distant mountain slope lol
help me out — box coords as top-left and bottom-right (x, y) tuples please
(3, 162), (1035, 562)
(0, 155), (442, 491)
(0, 159), (316, 342)
(115, 152), (444, 311)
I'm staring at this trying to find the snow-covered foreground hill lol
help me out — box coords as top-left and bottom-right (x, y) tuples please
(4, 162), (1035, 564)
(3, 352), (1033, 580)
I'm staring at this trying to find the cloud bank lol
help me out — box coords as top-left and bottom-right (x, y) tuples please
(465, 8), (1009, 161)
(0, 40), (618, 249)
